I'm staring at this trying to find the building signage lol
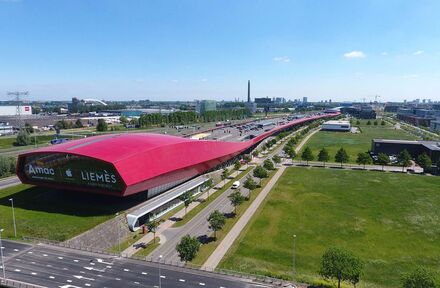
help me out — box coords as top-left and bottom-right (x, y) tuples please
(23, 153), (123, 192)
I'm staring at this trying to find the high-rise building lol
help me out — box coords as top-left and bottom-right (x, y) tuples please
(303, 97), (308, 104)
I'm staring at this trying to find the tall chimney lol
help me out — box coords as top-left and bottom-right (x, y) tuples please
(247, 80), (251, 102)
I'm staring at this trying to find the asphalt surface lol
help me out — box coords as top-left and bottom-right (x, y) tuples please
(0, 176), (20, 190)
(149, 170), (257, 262)
(0, 240), (271, 288)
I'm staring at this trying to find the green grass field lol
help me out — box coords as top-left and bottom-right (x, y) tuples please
(300, 120), (417, 163)
(0, 184), (143, 241)
(219, 167), (440, 287)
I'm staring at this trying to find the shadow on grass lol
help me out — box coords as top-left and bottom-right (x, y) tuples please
(0, 185), (145, 217)
(197, 234), (215, 244)
(170, 216), (182, 222)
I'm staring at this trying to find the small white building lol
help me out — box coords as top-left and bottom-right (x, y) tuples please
(321, 120), (351, 131)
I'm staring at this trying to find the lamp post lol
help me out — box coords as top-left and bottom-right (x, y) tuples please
(0, 228), (6, 283)
(9, 199), (16, 238)
(292, 234), (297, 280)
(158, 255), (163, 288)
(115, 212), (121, 257)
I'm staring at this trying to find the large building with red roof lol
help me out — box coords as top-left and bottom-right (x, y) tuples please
(17, 113), (338, 197)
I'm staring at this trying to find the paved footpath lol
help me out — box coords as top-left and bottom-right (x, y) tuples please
(202, 165), (286, 269)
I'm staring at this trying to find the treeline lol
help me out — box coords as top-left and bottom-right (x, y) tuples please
(138, 109), (250, 127)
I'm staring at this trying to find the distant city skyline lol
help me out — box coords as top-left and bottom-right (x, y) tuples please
(1, 0), (440, 102)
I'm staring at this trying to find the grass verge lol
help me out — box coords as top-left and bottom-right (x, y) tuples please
(133, 237), (161, 258)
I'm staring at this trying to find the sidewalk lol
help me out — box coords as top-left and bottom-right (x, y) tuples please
(202, 165), (286, 269)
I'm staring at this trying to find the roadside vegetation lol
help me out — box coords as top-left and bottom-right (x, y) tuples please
(219, 167), (440, 287)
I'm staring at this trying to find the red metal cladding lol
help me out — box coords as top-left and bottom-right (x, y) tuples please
(17, 113), (339, 196)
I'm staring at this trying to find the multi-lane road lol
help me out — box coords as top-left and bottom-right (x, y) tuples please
(0, 176), (20, 190)
(0, 240), (273, 288)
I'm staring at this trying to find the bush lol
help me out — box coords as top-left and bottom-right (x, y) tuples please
(15, 130), (32, 146)
(0, 156), (16, 177)
(96, 119), (108, 132)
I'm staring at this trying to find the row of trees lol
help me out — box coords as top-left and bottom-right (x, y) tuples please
(319, 247), (438, 288)
(300, 147), (350, 167)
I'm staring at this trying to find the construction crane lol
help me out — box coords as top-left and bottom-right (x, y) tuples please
(6, 91), (29, 131)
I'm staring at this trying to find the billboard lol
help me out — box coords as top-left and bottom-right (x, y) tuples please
(22, 153), (124, 193)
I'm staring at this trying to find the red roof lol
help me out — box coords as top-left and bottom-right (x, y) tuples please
(17, 113), (339, 196)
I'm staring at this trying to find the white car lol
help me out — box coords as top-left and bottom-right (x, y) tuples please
(231, 181), (240, 189)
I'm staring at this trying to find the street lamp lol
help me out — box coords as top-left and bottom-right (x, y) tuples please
(9, 199), (16, 238)
(158, 254), (163, 288)
(115, 212), (121, 257)
(0, 228), (6, 283)
(292, 234), (297, 281)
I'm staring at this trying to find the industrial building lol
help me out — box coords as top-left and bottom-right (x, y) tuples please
(196, 100), (217, 114)
(0, 105), (32, 116)
(371, 139), (440, 163)
(321, 120), (351, 131)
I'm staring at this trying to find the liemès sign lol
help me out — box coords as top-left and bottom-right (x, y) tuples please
(23, 153), (123, 191)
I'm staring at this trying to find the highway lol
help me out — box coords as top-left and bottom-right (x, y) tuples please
(0, 240), (271, 288)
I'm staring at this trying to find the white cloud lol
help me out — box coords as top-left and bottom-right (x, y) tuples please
(343, 51), (366, 58)
(273, 56), (291, 63)
(413, 50), (424, 55)
(381, 52), (388, 56)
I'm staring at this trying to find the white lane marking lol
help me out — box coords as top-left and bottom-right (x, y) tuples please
(31, 272), (37, 275)
(43, 254), (48, 257)
(85, 284), (91, 287)
(15, 258), (21, 261)
(49, 276), (55, 279)
(123, 268), (130, 272)
(31, 262), (36, 264)
(96, 258), (112, 265)
(199, 283), (205, 286)
(63, 268), (69, 270)
(73, 275), (95, 281)
(179, 279), (185, 282)
(28, 251), (33, 254)
(115, 278), (121, 281)
(134, 282), (140, 285)
(141, 272), (147, 275)
(13, 249), (19, 252)
(58, 256), (64, 260)
(160, 275), (166, 278)
(14, 269), (21, 272)
(84, 267), (105, 272)
(67, 279), (72, 283)
(46, 264), (52, 267)
(90, 262), (95, 266)
(106, 265), (112, 269)
(73, 260), (79, 263)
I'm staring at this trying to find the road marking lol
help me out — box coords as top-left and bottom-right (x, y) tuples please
(85, 284), (91, 287)
(15, 258), (21, 261)
(160, 275), (166, 278)
(58, 256), (64, 259)
(96, 258), (112, 265)
(67, 280), (72, 283)
(141, 272), (148, 275)
(123, 268), (130, 272)
(115, 278), (121, 281)
(43, 254), (48, 257)
(14, 269), (21, 272)
(179, 279), (185, 282)
(199, 283), (205, 286)
(49, 276), (55, 279)
(134, 282), (140, 285)
(73, 260), (79, 263)
(28, 251), (33, 254)
(31, 272), (37, 275)
(74, 275), (95, 281)
(31, 261), (36, 264)
(84, 266), (105, 272)
(13, 249), (19, 252)
(47, 264), (52, 267)
(106, 265), (112, 269)
(63, 268), (69, 270)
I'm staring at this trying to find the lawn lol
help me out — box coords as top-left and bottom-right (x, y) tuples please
(299, 120), (417, 163)
(0, 184), (144, 241)
(219, 167), (440, 288)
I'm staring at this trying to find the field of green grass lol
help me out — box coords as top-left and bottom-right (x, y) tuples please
(220, 167), (440, 287)
(0, 184), (144, 241)
(299, 120), (417, 163)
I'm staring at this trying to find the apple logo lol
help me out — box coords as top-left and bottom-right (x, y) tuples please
(65, 169), (73, 177)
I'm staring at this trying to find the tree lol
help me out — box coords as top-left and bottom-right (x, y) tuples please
(335, 148), (349, 167)
(96, 118), (108, 132)
(320, 247), (363, 288)
(74, 119), (83, 128)
(176, 235), (200, 263)
(272, 155), (281, 165)
(356, 120), (360, 125)
(301, 146), (314, 165)
(0, 156), (16, 177)
(221, 168), (229, 185)
(146, 220), (159, 243)
(243, 176), (257, 198)
(418, 153), (432, 173)
(366, 120), (371, 125)
(377, 153), (390, 171)
(402, 266), (438, 288)
(252, 150), (259, 157)
(263, 159), (275, 170)
(253, 165), (268, 183)
(119, 115), (129, 124)
(234, 160), (241, 171)
(356, 152), (372, 169)
(179, 191), (194, 217)
(397, 149), (412, 172)
(228, 190), (245, 215)
(24, 122), (34, 133)
(207, 210), (226, 240)
(318, 148), (330, 167)
(15, 130), (31, 146)
(374, 120), (378, 126)
(381, 120), (386, 126)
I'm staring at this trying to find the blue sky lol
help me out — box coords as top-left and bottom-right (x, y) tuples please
(1, 0), (440, 102)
